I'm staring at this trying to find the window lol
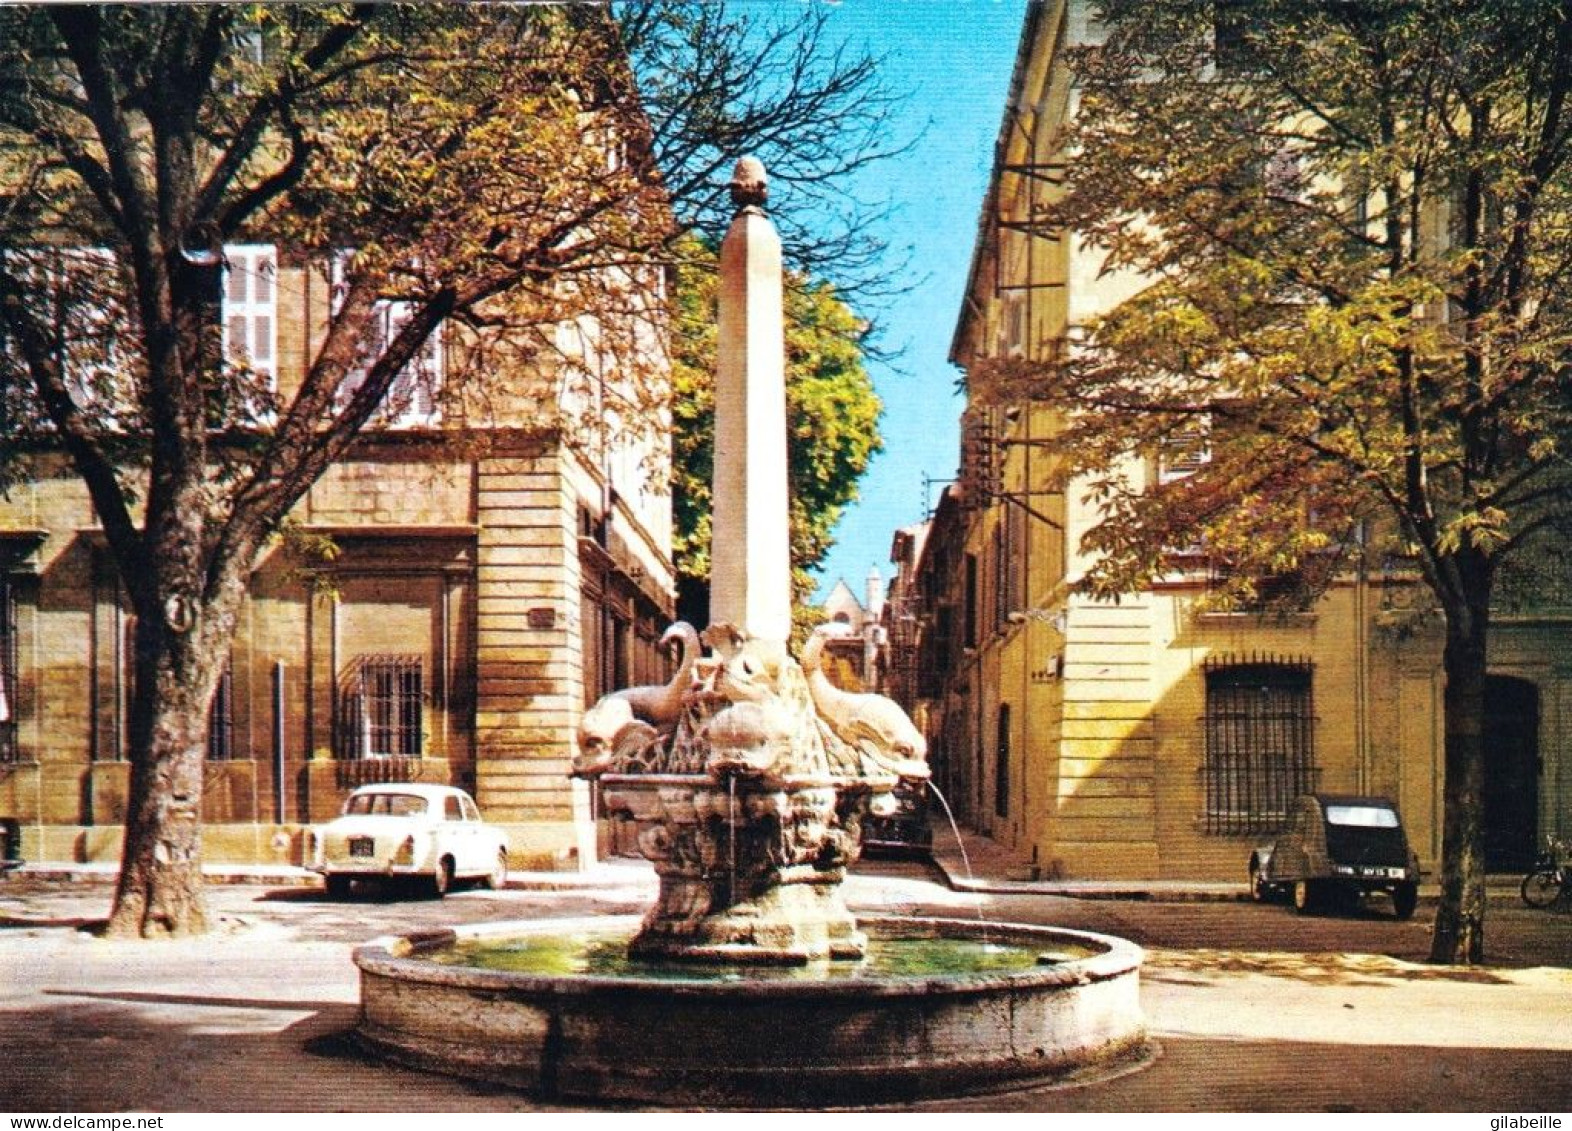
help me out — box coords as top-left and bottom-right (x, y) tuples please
(1201, 657), (1317, 834)
(206, 665), (234, 761)
(1207, 558), (1316, 613)
(4, 247), (130, 409)
(57, 248), (124, 404)
(577, 502), (608, 548)
(1212, 0), (1254, 73)
(1325, 804), (1398, 829)
(336, 655), (424, 760)
(131, 644), (236, 762)
(963, 554), (980, 649)
(9, 244), (264, 414)
(581, 584), (632, 706)
(344, 792), (426, 817)
(994, 704), (1012, 819)
(1000, 295), (1027, 358)
(330, 253), (442, 426)
(612, 616), (630, 691)
(1157, 420), (1211, 484)
(585, 120), (627, 176)
(1263, 147), (1304, 201)
(232, 25), (267, 67)
(1003, 503), (1026, 621)
(0, 577), (17, 763)
(223, 244), (277, 384)
(992, 523), (1008, 630)
(918, 605), (952, 699)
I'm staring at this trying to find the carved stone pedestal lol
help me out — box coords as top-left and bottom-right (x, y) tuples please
(601, 775), (871, 963)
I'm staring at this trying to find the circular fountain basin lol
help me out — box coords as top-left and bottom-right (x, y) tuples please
(353, 914), (1148, 1106)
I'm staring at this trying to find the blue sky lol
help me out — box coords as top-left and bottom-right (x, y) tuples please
(804, 0), (1028, 602)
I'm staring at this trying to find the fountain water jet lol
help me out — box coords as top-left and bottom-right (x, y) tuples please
(352, 159), (1149, 1104)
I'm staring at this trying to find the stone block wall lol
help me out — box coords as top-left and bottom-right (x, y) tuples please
(0, 432), (673, 871)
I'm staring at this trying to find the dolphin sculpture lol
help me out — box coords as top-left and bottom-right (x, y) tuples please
(575, 621), (702, 774)
(800, 625), (930, 782)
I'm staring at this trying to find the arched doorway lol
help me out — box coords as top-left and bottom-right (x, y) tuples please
(1483, 675), (1540, 872)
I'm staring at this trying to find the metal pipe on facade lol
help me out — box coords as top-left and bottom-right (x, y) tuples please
(272, 660), (286, 824)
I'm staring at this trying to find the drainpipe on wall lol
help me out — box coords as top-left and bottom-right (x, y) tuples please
(1354, 521), (1370, 795)
(273, 660), (286, 824)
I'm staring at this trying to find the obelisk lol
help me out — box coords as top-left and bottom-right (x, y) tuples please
(709, 157), (792, 651)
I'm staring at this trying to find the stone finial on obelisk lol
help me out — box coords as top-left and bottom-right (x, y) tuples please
(709, 157), (792, 651)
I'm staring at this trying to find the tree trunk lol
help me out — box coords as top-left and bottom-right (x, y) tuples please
(1428, 576), (1491, 964)
(103, 602), (229, 938)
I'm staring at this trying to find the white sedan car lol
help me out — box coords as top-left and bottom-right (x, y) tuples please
(308, 784), (508, 898)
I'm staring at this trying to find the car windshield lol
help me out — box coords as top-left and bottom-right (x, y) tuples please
(1325, 804), (1399, 829)
(343, 793), (427, 817)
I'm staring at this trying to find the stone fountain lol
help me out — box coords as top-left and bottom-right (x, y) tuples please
(352, 159), (1148, 1105)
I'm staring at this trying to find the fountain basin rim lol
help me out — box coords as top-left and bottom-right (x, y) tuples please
(353, 914), (1144, 1000)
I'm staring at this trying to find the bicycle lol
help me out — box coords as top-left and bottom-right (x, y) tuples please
(1520, 835), (1571, 909)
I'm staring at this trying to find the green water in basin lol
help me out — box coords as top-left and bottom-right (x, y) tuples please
(421, 928), (1099, 982)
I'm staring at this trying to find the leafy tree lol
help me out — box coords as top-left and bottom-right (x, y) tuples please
(0, 2), (903, 937)
(669, 236), (883, 628)
(979, 0), (1572, 963)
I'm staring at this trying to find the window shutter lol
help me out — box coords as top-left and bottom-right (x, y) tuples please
(222, 244), (277, 384)
(1157, 421), (1211, 483)
(329, 252), (441, 424)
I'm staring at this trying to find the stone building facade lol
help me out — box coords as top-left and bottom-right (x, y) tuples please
(908, 0), (1571, 880)
(0, 251), (674, 870)
(816, 569), (889, 693)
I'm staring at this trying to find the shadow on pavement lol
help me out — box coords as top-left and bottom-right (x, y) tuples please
(42, 987), (343, 1012)
(1143, 948), (1513, 987)
(6, 990), (1571, 1111)
(0, 914), (106, 931)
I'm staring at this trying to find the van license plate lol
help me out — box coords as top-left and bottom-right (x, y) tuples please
(1358, 866), (1401, 879)
(348, 837), (375, 858)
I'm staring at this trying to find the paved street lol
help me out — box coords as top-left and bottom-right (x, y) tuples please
(1, 860), (1569, 1112)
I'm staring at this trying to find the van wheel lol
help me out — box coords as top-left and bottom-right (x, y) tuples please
(1249, 860), (1268, 902)
(1293, 879), (1320, 914)
(325, 875), (352, 900)
(1392, 882), (1418, 920)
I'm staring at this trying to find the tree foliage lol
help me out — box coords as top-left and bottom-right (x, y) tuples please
(977, 0), (1572, 963)
(0, 2), (903, 937)
(620, 0), (911, 304)
(669, 236), (883, 620)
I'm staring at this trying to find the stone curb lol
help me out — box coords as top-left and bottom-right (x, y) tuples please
(927, 855), (1528, 903)
(928, 856), (1252, 902)
(5, 861), (657, 892)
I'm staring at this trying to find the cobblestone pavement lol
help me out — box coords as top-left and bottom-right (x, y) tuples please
(1, 861), (1568, 1112)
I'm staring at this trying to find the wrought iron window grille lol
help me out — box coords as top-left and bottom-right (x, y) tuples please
(206, 666), (235, 761)
(336, 654), (425, 761)
(1200, 653), (1318, 835)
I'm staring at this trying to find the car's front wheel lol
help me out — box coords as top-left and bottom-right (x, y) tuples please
(1392, 882), (1418, 920)
(1249, 860), (1268, 902)
(483, 849), (508, 891)
(324, 874), (352, 900)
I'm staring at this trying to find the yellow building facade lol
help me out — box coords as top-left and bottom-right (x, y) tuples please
(916, 0), (1571, 880)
